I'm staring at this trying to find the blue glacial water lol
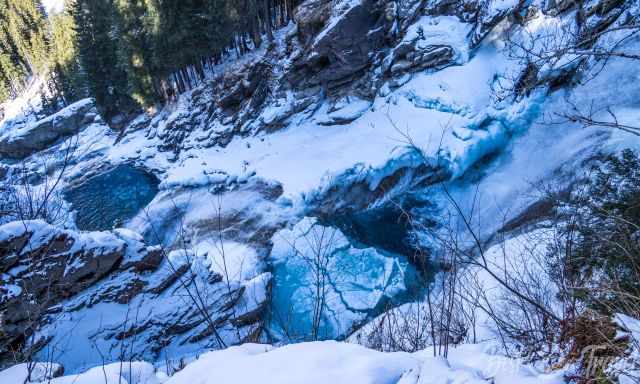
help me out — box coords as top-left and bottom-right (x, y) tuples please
(64, 164), (160, 231)
(268, 202), (432, 342)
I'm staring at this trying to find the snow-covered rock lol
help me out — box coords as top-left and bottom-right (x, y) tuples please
(0, 99), (98, 159)
(0, 362), (63, 383)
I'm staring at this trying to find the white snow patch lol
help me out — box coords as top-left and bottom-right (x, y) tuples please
(0, 362), (62, 384)
(195, 240), (260, 282)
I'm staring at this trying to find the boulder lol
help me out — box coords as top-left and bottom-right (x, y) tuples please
(395, 0), (425, 28)
(389, 44), (454, 75)
(294, 0), (333, 45)
(290, 0), (386, 89)
(0, 99), (97, 159)
(424, 0), (480, 22)
(545, 0), (578, 15)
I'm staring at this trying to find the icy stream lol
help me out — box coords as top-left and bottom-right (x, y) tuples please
(268, 212), (428, 342)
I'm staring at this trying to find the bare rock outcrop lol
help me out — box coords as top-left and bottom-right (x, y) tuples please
(289, 0), (387, 89)
(0, 221), (129, 360)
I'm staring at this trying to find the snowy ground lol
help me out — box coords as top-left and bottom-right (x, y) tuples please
(1, 340), (568, 384)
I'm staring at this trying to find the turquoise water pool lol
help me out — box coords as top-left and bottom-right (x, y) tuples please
(64, 164), (160, 231)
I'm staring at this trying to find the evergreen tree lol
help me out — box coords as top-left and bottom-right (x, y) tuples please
(72, 0), (136, 119)
(113, 0), (160, 108)
(0, 0), (50, 103)
(48, 7), (86, 105)
(1, 0), (302, 108)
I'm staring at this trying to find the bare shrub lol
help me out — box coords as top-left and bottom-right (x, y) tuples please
(0, 135), (77, 225)
(494, 1), (640, 134)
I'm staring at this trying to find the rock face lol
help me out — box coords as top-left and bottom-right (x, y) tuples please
(0, 219), (269, 369)
(388, 43), (454, 76)
(0, 221), (127, 359)
(289, 0), (386, 89)
(293, 0), (333, 44)
(0, 99), (98, 159)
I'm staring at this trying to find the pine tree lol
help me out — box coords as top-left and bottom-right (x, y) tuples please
(48, 7), (86, 105)
(0, 0), (50, 103)
(72, 0), (136, 119)
(1, 0), (302, 106)
(113, 0), (160, 109)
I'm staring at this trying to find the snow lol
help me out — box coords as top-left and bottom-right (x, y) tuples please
(404, 343), (565, 384)
(613, 314), (640, 384)
(165, 341), (415, 384)
(402, 16), (473, 60)
(0, 362), (62, 384)
(166, 240), (260, 282)
(48, 362), (159, 384)
(42, 0), (65, 14)
(0, 78), (45, 131)
(8, 340), (570, 384)
(349, 227), (563, 352)
(3, 0), (640, 380)
(154, 27), (525, 205)
(195, 240), (260, 282)
(488, 0), (520, 14)
(317, 97), (372, 125)
(0, 220), (57, 251)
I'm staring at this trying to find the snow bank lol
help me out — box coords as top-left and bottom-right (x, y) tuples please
(6, 340), (570, 384)
(166, 341), (414, 384)
(0, 362), (62, 384)
(47, 361), (158, 384)
(402, 343), (565, 384)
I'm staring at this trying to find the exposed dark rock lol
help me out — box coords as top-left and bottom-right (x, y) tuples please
(308, 162), (448, 219)
(0, 221), (126, 360)
(592, 0), (626, 16)
(424, 0), (480, 22)
(514, 62), (540, 98)
(545, 0), (579, 15)
(389, 44), (454, 76)
(131, 247), (163, 272)
(294, 0), (333, 45)
(469, 2), (516, 48)
(396, 0), (427, 30)
(289, 0), (386, 89)
(113, 279), (146, 304)
(147, 264), (190, 295)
